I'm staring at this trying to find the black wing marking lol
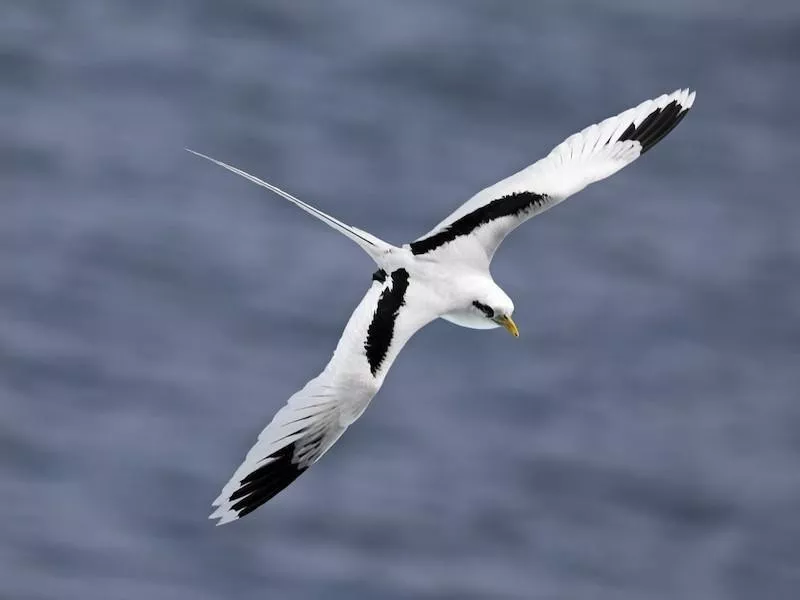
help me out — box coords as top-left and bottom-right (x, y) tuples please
(409, 191), (549, 255)
(226, 441), (313, 518)
(617, 99), (689, 154)
(364, 268), (410, 375)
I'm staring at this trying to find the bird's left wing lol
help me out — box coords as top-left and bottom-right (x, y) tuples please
(410, 89), (695, 265)
(210, 268), (436, 524)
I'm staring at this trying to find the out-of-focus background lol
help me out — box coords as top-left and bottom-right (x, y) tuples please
(1, 1), (798, 598)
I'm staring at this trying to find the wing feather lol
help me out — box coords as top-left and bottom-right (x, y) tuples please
(411, 89), (696, 264)
(210, 269), (436, 524)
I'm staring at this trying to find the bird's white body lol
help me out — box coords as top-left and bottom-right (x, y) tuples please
(188, 88), (696, 524)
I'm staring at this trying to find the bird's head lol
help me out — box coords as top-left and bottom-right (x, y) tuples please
(439, 278), (518, 336)
(471, 286), (518, 337)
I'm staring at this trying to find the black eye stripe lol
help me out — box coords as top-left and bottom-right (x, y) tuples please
(472, 301), (494, 318)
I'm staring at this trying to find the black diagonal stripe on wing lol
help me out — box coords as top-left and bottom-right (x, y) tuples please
(617, 100), (689, 154)
(364, 268), (410, 376)
(410, 191), (549, 255)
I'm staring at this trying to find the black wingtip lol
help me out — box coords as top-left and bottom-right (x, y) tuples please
(618, 96), (693, 154)
(226, 443), (308, 519)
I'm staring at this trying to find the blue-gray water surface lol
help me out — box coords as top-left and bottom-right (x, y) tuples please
(1, 1), (799, 598)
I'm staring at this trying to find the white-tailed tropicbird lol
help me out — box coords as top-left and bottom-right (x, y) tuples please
(189, 88), (695, 525)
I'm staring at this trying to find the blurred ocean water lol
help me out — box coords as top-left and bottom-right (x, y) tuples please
(1, 1), (799, 598)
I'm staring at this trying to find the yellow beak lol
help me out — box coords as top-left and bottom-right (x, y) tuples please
(495, 315), (519, 337)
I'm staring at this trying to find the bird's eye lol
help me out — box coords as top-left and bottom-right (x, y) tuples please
(472, 301), (494, 319)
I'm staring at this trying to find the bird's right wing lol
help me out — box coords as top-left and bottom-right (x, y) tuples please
(210, 267), (436, 525)
(410, 89), (696, 265)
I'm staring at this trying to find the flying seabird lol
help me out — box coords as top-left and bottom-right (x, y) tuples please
(188, 88), (696, 524)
